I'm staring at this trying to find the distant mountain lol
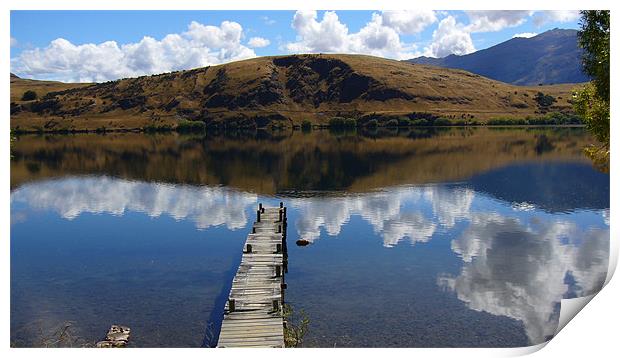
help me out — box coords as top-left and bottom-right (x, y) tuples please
(407, 29), (588, 85)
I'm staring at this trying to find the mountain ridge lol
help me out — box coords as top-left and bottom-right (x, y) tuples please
(407, 29), (588, 85)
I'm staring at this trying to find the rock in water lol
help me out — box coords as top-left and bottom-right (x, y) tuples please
(96, 325), (131, 348)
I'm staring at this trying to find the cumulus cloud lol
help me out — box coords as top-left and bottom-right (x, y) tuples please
(285, 10), (418, 60)
(533, 10), (580, 26)
(11, 20), (257, 82)
(465, 10), (533, 32)
(425, 16), (475, 58)
(379, 10), (437, 35)
(513, 32), (538, 39)
(247, 36), (270, 48)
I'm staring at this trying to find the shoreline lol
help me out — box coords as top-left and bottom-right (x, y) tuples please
(10, 124), (587, 135)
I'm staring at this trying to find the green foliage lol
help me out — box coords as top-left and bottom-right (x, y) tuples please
(433, 118), (452, 126)
(283, 304), (310, 348)
(301, 120), (312, 131)
(21, 90), (38, 101)
(410, 118), (429, 126)
(487, 118), (527, 125)
(487, 112), (583, 126)
(573, 84), (609, 170)
(579, 10), (610, 102)
(534, 92), (556, 107)
(176, 119), (206, 133)
(573, 10), (610, 170)
(329, 117), (356, 128)
(397, 117), (411, 126)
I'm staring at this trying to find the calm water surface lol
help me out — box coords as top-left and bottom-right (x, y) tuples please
(10, 128), (609, 347)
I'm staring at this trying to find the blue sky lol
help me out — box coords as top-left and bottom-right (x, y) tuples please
(10, 10), (581, 82)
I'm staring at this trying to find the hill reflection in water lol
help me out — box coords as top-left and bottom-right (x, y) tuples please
(11, 127), (592, 193)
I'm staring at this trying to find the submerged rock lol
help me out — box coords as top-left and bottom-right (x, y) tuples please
(96, 325), (131, 348)
(296, 239), (310, 246)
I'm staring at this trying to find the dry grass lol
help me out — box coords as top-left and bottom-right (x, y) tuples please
(10, 54), (587, 132)
(10, 74), (90, 103)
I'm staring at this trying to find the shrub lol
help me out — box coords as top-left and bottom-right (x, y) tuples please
(329, 117), (357, 128)
(176, 120), (206, 133)
(21, 90), (37, 101)
(301, 120), (312, 131)
(534, 92), (557, 107)
(398, 117), (411, 126)
(433, 118), (452, 126)
(410, 118), (429, 126)
(283, 304), (310, 347)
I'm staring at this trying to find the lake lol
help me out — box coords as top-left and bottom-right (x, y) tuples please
(10, 127), (610, 347)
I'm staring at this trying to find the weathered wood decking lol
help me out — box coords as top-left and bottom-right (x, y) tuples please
(217, 203), (288, 348)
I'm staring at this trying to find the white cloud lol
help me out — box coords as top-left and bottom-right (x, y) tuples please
(11, 20), (257, 82)
(425, 15), (475, 58)
(379, 10), (437, 35)
(465, 10), (534, 32)
(287, 10), (349, 53)
(247, 36), (270, 48)
(286, 10), (417, 60)
(261, 16), (276, 26)
(533, 10), (580, 26)
(513, 32), (538, 39)
(10, 36), (17, 47)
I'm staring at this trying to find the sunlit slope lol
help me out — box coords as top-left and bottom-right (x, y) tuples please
(11, 54), (583, 131)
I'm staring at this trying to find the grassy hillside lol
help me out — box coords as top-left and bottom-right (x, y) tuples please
(10, 73), (91, 103)
(10, 54), (585, 132)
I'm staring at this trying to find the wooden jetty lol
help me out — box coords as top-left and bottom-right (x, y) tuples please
(217, 203), (288, 348)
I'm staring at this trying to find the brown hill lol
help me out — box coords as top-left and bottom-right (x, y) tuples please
(10, 54), (584, 132)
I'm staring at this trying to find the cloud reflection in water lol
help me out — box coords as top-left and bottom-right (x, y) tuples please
(11, 176), (609, 345)
(440, 214), (608, 344)
(11, 176), (257, 230)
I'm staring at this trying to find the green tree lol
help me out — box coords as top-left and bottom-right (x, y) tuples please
(573, 10), (610, 171)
